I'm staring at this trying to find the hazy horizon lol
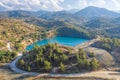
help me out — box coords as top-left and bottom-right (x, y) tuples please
(0, 0), (120, 12)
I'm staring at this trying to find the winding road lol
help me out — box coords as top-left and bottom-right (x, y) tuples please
(10, 53), (39, 76)
(10, 53), (120, 80)
(9, 36), (120, 80)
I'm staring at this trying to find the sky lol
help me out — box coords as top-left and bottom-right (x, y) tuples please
(0, 0), (120, 11)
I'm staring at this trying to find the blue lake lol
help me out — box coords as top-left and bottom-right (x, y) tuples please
(26, 36), (89, 50)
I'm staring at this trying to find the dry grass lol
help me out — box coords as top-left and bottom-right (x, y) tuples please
(85, 47), (115, 66)
(34, 76), (113, 80)
(0, 65), (35, 80)
(0, 18), (44, 51)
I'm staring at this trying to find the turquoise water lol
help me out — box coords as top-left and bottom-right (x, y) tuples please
(26, 36), (89, 50)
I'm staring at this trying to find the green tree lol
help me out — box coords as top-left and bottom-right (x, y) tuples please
(11, 52), (17, 58)
(27, 65), (31, 71)
(90, 58), (99, 70)
(102, 43), (111, 50)
(59, 54), (68, 62)
(36, 54), (39, 61)
(48, 49), (53, 61)
(68, 48), (72, 54)
(19, 59), (25, 66)
(77, 48), (86, 59)
(60, 62), (65, 72)
(44, 60), (52, 72)
(89, 52), (95, 58)
(77, 59), (84, 68)
(84, 59), (90, 69)
(15, 43), (24, 51)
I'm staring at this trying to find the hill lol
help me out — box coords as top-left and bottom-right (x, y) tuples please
(57, 24), (94, 39)
(24, 17), (94, 39)
(0, 7), (120, 38)
(0, 10), (85, 25)
(91, 37), (120, 63)
(81, 17), (120, 38)
(17, 43), (100, 73)
(0, 10), (36, 18)
(75, 6), (120, 19)
(0, 18), (44, 51)
(38, 11), (84, 24)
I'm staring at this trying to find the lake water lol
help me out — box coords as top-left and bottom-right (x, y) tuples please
(26, 36), (89, 50)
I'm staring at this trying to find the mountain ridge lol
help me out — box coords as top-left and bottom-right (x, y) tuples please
(75, 6), (120, 19)
(0, 6), (120, 38)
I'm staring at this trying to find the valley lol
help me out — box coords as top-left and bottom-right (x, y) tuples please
(0, 5), (120, 80)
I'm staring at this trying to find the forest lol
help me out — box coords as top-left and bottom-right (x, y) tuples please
(17, 43), (100, 73)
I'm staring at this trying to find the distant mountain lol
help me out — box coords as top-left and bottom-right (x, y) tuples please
(24, 17), (67, 28)
(81, 17), (120, 38)
(1, 7), (120, 38)
(112, 17), (120, 24)
(83, 18), (114, 29)
(1, 6), (120, 20)
(35, 10), (53, 17)
(83, 17), (120, 29)
(67, 9), (79, 14)
(38, 10), (85, 24)
(0, 10), (35, 18)
(1, 6), (120, 25)
(0, 10), (84, 24)
(75, 6), (120, 19)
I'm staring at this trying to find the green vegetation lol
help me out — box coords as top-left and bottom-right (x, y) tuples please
(15, 43), (24, 51)
(91, 37), (120, 51)
(0, 7), (120, 79)
(1, 8), (120, 39)
(76, 49), (99, 71)
(26, 17), (95, 39)
(57, 25), (94, 39)
(88, 52), (95, 58)
(17, 43), (69, 72)
(90, 58), (100, 70)
(60, 62), (65, 72)
(0, 18), (56, 52)
(0, 50), (17, 63)
(0, 18), (43, 51)
(44, 60), (52, 72)
(17, 43), (100, 73)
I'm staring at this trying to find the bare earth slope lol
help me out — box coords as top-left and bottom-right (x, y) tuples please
(85, 47), (116, 66)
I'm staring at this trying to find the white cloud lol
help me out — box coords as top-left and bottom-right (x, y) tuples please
(0, 2), (12, 10)
(0, 0), (64, 11)
(0, 0), (120, 11)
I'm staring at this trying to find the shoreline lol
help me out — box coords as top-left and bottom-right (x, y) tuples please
(74, 36), (100, 51)
(26, 36), (93, 51)
(9, 36), (120, 80)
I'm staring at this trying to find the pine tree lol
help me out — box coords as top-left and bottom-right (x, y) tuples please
(27, 65), (31, 71)
(90, 58), (99, 70)
(19, 59), (25, 66)
(44, 60), (52, 72)
(60, 62), (65, 72)
(78, 48), (86, 59)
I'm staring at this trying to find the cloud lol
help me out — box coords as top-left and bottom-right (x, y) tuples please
(0, 0), (120, 11)
(0, 2), (11, 10)
(0, 0), (64, 11)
